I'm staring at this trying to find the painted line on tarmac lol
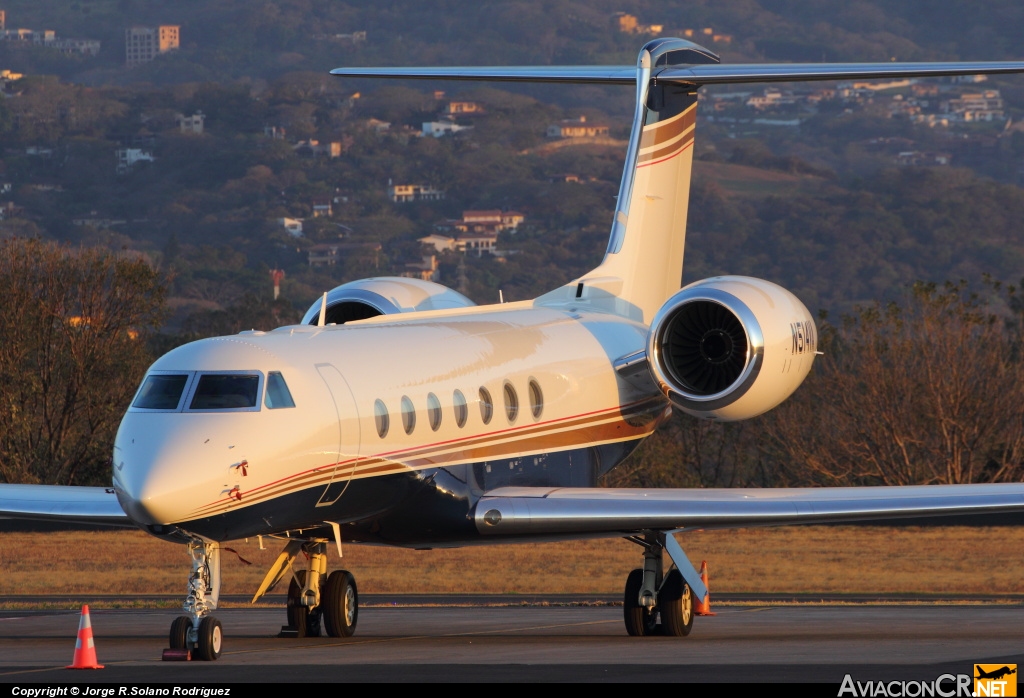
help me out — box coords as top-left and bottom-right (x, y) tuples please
(219, 618), (620, 659)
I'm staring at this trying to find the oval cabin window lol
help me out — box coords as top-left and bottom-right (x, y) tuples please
(478, 387), (493, 425)
(401, 395), (416, 434)
(503, 382), (519, 423)
(427, 392), (442, 431)
(528, 379), (543, 419)
(374, 399), (389, 438)
(453, 390), (468, 428)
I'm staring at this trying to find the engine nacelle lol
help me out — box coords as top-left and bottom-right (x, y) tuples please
(647, 276), (817, 421)
(301, 277), (475, 325)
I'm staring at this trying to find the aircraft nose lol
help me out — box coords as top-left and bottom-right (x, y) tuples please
(113, 415), (207, 526)
(114, 450), (183, 526)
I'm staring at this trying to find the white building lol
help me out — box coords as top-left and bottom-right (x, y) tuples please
(422, 121), (473, 138)
(115, 148), (155, 174)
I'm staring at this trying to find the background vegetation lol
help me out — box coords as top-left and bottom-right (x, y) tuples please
(0, 1), (1022, 487)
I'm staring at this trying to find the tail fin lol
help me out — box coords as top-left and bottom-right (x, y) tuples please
(537, 39), (717, 323)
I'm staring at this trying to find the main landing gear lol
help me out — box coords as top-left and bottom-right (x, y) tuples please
(621, 532), (705, 637)
(251, 538), (358, 640)
(167, 538), (223, 660)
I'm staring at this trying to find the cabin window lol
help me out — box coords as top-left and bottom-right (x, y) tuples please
(528, 378), (543, 419)
(401, 395), (416, 434)
(479, 387), (493, 425)
(189, 374), (260, 410)
(264, 372), (296, 409)
(503, 382), (519, 423)
(427, 393), (442, 431)
(453, 390), (468, 428)
(133, 374), (189, 410)
(374, 399), (390, 438)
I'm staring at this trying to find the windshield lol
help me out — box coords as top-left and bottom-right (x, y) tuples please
(189, 374), (260, 410)
(133, 374), (189, 410)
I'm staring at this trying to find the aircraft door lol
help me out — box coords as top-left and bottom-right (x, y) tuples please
(314, 363), (361, 508)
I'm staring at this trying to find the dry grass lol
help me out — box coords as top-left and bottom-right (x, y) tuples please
(1, 526), (1022, 597)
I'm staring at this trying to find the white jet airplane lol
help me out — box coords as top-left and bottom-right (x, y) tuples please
(3, 38), (1024, 660)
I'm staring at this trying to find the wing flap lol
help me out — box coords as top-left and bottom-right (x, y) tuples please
(0, 484), (133, 528)
(474, 484), (1024, 536)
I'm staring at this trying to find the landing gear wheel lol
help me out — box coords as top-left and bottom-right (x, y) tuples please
(195, 616), (222, 661)
(659, 569), (694, 637)
(169, 616), (191, 649)
(623, 568), (658, 636)
(322, 570), (358, 638)
(287, 571), (322, 638)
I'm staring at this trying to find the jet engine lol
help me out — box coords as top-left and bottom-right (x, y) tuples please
(301, 277), (476, 325)
(647, 276), (817, 421)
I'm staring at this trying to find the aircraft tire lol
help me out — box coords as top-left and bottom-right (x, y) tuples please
(195, 615), (222, 661)
(659, 569), (694, 637)
(169, 616), (191, 649)
(287, 571), (322, 638)
(322, 570), (358, 638)
(623, 568), (658, 636)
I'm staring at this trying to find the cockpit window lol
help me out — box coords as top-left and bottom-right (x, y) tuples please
(189, 374), (260, 410)
(133, 374), (189, 410)
(265, 372), (296, 409)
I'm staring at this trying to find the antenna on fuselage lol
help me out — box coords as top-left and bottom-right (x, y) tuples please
(317, 291), (328, 327)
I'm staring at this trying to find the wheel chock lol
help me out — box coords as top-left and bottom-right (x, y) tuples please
(694, 560), (717, 616)
(278, 626), (299, 638)
(161, 648), (191, 661)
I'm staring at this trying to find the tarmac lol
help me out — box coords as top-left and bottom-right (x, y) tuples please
(0, 600), (1022, 683)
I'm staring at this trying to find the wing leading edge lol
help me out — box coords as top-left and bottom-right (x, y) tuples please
(473, 484), (1024, 537)
(0, 484), (133, 528)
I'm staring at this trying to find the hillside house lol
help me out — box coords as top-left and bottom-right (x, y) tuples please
(388, 184), (445, 203)
(435, 210), (525, 235)
(546, 116), (609, 138)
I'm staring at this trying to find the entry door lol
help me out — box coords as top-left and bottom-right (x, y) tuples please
(315, 363), (361, 508)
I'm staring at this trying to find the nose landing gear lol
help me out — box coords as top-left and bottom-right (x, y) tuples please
(165, 537), (222, 660)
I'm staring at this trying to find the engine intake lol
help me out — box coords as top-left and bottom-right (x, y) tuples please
(648, 276), (815, 421)
(301, 277), (475, 326)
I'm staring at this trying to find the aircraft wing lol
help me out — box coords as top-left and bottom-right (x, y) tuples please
(473, 483), (1024, 536)
(0, 484), (134, 528)
(331, 61), (1024, 85)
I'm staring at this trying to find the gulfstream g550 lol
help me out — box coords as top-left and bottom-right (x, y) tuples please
(3, 38), (1024, 660)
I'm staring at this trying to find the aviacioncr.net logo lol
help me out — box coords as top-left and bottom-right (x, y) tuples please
(838, 674), (973, 697)
(974, 664), (1017, 697)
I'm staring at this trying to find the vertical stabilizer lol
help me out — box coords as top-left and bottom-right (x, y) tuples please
(537, 39), (717, 324)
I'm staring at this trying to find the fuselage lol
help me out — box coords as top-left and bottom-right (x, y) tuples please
(113, 303), (670, 546)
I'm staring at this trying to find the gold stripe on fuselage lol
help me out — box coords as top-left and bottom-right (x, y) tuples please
(185, 397), (666, 519)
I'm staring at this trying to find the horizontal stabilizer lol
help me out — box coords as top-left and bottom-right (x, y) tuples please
(0, 484), (133, 528)
(330, 65), (636, 84)
(661, 61), (1024, 85)
(474, 483), (1024, 536)
(332, 61), (1024, 86)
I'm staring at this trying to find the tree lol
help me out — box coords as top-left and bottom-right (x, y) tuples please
(0, 238), (166, 485)
(767, 281), (1024, 486)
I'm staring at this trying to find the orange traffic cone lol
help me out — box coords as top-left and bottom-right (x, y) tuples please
(66, 605), (104, 669)
(694, 560), (717, 616)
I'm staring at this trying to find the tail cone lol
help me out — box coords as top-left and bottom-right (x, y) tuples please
(66, 605), (104, 669)
(694, 560), (717, 616)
